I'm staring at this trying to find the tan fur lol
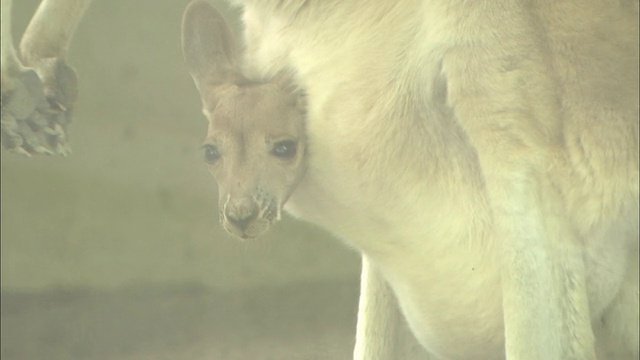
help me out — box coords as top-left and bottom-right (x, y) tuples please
(217, 0), (638, 359)
(1, 0), (90, 73)
(182, 2), (307, 239)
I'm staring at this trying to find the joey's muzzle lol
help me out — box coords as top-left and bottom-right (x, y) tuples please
(220, 196), (279, 239)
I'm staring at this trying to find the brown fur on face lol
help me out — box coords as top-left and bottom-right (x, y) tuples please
(204, 81), (307, 239)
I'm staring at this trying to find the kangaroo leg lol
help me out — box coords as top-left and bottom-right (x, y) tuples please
(1, 0), (21, 75)
(354, 256), (434, 360)
(354, 256), (401, 360)
(20, 0), (91, 117)
(1, 0), (91, 156)
(446, 65), (595, 360)
(439, 4), (596, 358)
(1, 0), (44, 156)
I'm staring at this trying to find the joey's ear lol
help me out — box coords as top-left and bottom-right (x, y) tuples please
(181, 1), (239, 91)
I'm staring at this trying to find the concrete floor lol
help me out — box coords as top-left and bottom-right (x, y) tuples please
(1, 281), (359, 360)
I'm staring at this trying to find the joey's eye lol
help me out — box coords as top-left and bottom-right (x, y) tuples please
(203, 144), (221, 164)
(272, 140), (297, 159)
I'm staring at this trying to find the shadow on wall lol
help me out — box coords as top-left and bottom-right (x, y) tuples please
(1, 0), (360, 359)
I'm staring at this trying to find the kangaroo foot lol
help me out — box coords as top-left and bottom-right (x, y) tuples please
(1, 58), (77, 157)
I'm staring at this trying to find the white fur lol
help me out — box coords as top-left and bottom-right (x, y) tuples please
(228, 1), (639, 359)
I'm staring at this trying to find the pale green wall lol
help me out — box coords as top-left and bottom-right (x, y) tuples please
(1, 0), (360, 292)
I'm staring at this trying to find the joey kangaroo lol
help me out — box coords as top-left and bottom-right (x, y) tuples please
(1, 0), (91, 156)
(185, 1), (639, 360)
(181, 6), (307, 239)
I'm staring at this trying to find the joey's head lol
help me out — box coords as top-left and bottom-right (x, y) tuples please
(182, 1), (307, 239)
(202, 81), (307, 239)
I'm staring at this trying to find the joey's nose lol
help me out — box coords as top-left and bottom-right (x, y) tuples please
(224, 206), (258, 231)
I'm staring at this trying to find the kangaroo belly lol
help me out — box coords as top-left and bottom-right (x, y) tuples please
(288, 167), (508, 359)
(381, 243), (506, 360)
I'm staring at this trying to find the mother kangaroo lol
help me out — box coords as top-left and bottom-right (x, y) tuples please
(187, 1), (639, 359)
